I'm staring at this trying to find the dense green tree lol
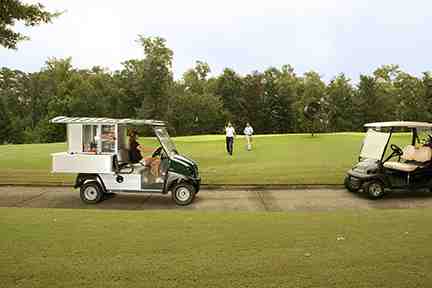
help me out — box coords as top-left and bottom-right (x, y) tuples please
(394, 72), (429, 121)
(274, 65), (298, 132)
(293, 71), (326, 133)
(372, 65), (400, 122)
(182, 61), (211, 94)
(326, 74), (355, 131)
(422, 72), (432, 118)
(114, 59), (146, 118)
(352, 75), (379, 129)
(169, 88), (225, 135)
(2, 36), (432, 144)
(0, 98), (11, 143)
(136, 35), (173, 121)
(0, 67), (30, 143)
(241, 71), (265, 132)
(0, 0), (60, 49)
(260, 66), (297, 133)
(214, 68), (244, 126)
(25, 58), (76, 143)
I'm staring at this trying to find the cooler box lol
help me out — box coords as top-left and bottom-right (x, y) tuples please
(52, 152), (114, 174)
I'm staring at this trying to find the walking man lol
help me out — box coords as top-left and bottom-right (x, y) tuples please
(225, 122), (236, 155)
(243, 122), (254, 151)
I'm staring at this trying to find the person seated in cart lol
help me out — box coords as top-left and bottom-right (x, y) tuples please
(128, 129), (161, 177)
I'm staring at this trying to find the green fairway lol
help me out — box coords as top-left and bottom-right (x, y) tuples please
(1, 207), (431, 287)
(0, 133), (411, 185)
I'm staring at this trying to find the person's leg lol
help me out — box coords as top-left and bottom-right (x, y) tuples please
(228, 137), (234, 155)
(246, 135), (251, 150)
(150, 158), (161, 177)
(226, 137), (230, 154)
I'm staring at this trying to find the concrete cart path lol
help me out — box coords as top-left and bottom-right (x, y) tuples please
(2, 186), (432, 211)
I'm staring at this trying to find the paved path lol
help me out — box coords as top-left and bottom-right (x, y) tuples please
(2, 186), (432, 211)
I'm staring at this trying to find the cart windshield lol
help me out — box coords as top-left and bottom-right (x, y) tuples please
(360, 128), (391, 160)
(154, 127), (177, 157)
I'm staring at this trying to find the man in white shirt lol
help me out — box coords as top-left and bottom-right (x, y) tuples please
(243, 122), (254, 151)
(225, 122), (236, 155)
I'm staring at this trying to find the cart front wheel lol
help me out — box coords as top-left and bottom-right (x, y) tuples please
(172, 183), (195, 206)
(80, 181), (103, 204)
(364, 180), (385, 200)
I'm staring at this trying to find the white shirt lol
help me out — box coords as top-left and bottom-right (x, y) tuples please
(244, 126), (254, 136)
(226, 127), (235, 137)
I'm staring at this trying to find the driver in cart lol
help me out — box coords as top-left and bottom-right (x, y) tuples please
(128, 129), (161, 177)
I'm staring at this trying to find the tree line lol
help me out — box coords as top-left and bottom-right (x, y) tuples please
(1, 36), (432, 144)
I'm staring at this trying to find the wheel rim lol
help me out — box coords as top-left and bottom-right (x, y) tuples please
(370, 183), (383, 197)
(176, 187), (191, 202)
(84, 186), (98, 201)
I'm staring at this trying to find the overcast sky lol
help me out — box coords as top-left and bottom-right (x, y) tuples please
(1, 0), (431, 81)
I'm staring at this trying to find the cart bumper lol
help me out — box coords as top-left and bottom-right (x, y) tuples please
(192, 177), (201, 192)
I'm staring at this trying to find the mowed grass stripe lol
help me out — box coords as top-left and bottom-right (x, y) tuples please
(0, 133), (412, 185)
(1, 207), (431, 287)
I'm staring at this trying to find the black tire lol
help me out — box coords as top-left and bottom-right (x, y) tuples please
(172, 183), (196, 206)
(364, 180), (385, 200)
(80, 181), (103, 204)
(344, 175), (360, 193)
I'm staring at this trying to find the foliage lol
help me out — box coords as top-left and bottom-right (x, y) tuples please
(0, 98), (11, 143)
(326, 74), (355, 131)
(169, 90), (225, 135)
(0, 0), (60, 49)
(1, 32), (432, 143)
(135, 35), (173, 121)
(213, 68), (244, 126)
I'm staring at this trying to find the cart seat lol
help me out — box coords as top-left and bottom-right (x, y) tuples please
(131, 163), (149, 174)
(383, 162), (419, 172)
(384, 145), (431, 172)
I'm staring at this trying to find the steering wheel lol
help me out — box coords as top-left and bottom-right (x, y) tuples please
(390, 144), (403, 156)
(152, 146), (163, 158)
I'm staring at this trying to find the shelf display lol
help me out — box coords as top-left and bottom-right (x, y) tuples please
(101, 125), (115, 153)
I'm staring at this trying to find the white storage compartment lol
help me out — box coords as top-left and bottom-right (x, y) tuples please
(67, 124), (82, 153)
(52, 152), (114, 174)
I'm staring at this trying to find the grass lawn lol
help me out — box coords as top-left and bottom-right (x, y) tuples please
(1, 207), (432, 287)
(0, 133), (411, 185)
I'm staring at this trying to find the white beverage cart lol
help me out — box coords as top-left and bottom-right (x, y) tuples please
(51, 116), (201, 205)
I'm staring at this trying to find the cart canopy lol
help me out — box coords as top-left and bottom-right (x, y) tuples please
(365, 121), (432, 128)
(50, 116), (165, 126)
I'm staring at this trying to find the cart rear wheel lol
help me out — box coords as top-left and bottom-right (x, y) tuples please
(344, 175), (360, 192)
(364, 180), (385, 200)
(172, 183), (195, 206)
(80, 181), (103, 204)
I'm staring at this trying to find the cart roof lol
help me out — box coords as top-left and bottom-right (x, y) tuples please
(50, 116), (166, 126)
(364, 121), (432, 128)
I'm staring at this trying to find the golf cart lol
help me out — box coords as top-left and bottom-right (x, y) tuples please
(345, 121), (432, 199)
(50, 116), (200, 205)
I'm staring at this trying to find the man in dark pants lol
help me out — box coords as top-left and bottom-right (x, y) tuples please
(225, 122), (236, 155)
